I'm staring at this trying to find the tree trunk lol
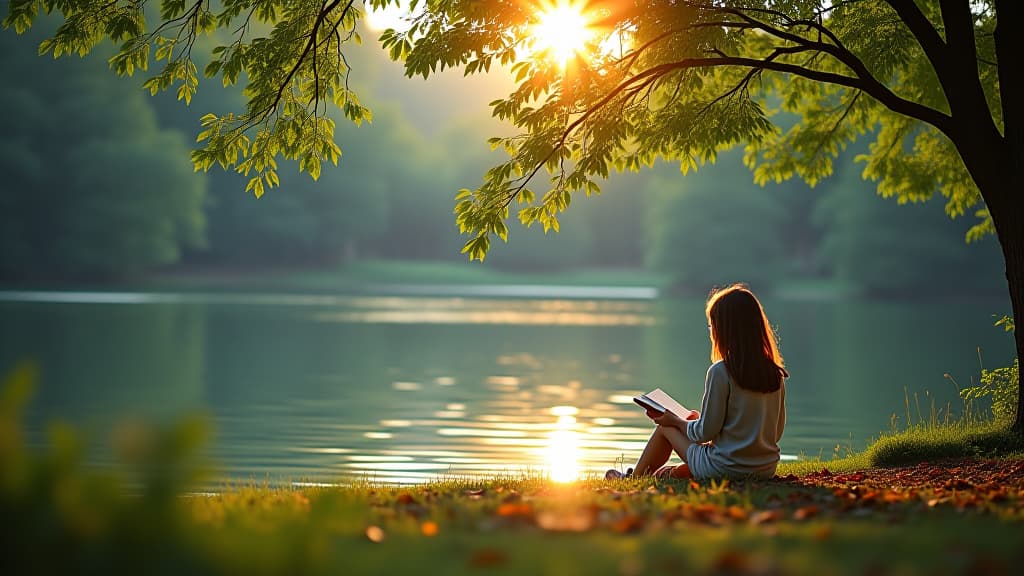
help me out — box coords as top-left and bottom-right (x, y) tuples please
(949, 157), (1023, 436)
(990, 186), (1024, 435)
(1004, 220), (1024, 436)
(995, 0), (1024, 437)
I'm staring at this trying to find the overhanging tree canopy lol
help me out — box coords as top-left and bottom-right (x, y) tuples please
(4, 0), (1023, 431)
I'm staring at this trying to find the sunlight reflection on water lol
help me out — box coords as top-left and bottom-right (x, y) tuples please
(546, 412), (582, 482)
(324, 387), (665, 483)
(313, 296), (657, 326)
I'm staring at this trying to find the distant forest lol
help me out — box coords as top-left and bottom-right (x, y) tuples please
(0, 23), (1006, 297)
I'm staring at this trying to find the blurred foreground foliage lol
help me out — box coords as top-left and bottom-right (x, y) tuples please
(0, 362), (212, 573)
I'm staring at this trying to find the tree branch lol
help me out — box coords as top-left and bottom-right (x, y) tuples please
(242, 0), (353, 133)
(611, 26), (687, 74)
(882, 1), (950, 79)
(876, 2), (1001, 160)
(994, 0), (1022, 149)
(697, 56), (942, 125)
(143, 0), (202, 45)
(807, 90), (863, 166)
(685, 5), (953, 135)
(693, 44), (808, 121)
(496, 52), (952, 209)
(940, 0), (980, 63)
(931, 0), (1001, 142)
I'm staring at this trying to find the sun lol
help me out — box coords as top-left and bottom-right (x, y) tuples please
(530, 0), (595, 66)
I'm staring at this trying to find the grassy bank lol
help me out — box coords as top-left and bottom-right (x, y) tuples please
(776, 415), (1023, 478)
(4, 357), (1023, 575)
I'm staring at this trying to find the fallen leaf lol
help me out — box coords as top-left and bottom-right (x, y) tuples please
(726, 505), (749, 521)
(882, 490), (906, 503)
(365, 525), (385, 543)
(691, 503), (722, 524)
(945, 479), (974, 490)
(793, 505), (819, 521)
(612, 514), (645, 533)
(469, 549), (507, 568)
(421, 521), (439, 537)
(496, 502), (534, 518)
(861, 490), (881, 503)
(750, 509), (783, 525)
(536, 509), (595, 532)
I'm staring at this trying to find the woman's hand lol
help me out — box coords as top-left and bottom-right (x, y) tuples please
(652, 410), (686, 429)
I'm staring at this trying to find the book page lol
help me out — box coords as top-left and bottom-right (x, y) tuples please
(642, 388), (692, 418)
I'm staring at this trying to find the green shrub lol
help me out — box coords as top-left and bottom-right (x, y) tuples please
(960, 316), (1019, 423)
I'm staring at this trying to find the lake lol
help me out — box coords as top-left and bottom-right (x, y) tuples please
(0, 288), (1014, 485)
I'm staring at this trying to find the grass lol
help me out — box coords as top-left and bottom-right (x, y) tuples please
(777, 382), (1023, 477)
(867, 419), (1022, 465)
(773, 419), (1022, 478)
(169, 493), (976, 575)
(149, 437), (1024, 575)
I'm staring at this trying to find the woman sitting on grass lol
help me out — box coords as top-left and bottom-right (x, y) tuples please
(607, 283), (788, 480)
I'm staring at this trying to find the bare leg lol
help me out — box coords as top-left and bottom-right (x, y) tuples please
(659, 425), (694, 462)
(634, 425), (695, 476)
(633, 426), (673, 476)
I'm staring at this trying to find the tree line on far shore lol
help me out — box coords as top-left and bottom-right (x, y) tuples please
(0, 28), (1004, 298)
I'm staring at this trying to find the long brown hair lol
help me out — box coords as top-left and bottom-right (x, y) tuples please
(706, 284), (788, 393)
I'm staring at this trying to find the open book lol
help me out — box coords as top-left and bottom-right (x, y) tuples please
(633, 388), (693, 419)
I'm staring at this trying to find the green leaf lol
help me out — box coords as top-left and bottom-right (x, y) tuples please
(493, 220), (508, 242)
(245, 175), (265, 198)
(460, 234), (491, 262)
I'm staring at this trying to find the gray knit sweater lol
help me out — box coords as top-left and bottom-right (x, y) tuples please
(684, 360), (786, 479)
